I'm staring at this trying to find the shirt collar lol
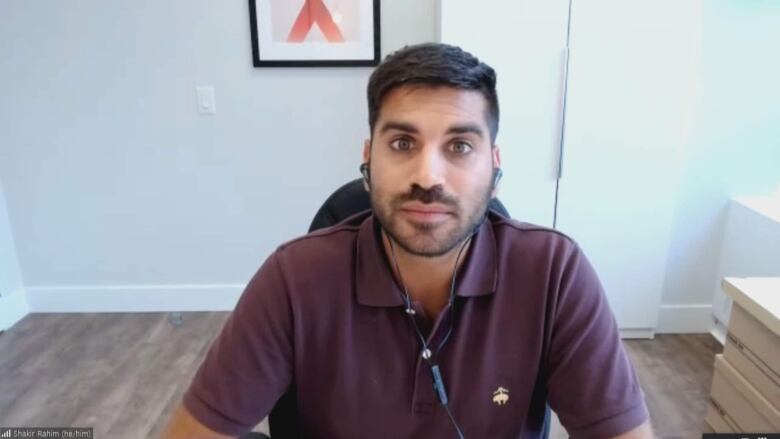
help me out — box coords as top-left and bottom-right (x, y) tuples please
(355, 213), (498, 308)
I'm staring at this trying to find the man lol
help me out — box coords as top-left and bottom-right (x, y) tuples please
(161, 43), (653, 438)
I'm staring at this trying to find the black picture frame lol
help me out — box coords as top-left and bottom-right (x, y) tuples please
(248, 0), (381, 67)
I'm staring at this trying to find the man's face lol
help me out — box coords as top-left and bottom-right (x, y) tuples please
(363, 85), (501, 257)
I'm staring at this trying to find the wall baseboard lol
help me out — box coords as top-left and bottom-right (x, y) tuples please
(21, 287), (724, 340)
(656, 303), (715, 334)
(26, 284), (245, 313)
(0, 288), (30, 330)
(619, 328), (655, 339)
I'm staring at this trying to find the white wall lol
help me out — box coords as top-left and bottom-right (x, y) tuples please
(657, 1), (780, 332)
(0, 179), (28, 329)
(0, 180), (24, 298)
(0, 0), (436, 311)
(710, 197), (780, 329)
(3, 0), (777, 324)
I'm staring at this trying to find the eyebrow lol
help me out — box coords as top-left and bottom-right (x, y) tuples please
(379, 121), (419, 135)
(445, 123), (485, 139)
(378, 121), (486, 139)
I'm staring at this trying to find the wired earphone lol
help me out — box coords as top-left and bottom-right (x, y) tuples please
(359, 162), (502, 439)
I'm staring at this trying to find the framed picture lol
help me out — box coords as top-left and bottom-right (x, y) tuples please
(248, 0), (381, 67)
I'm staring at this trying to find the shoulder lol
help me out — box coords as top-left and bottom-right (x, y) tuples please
(488, 211), (580, 261)
(271, 210), (369, 273)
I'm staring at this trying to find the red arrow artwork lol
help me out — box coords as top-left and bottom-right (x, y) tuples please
(287, 0), (345, 43)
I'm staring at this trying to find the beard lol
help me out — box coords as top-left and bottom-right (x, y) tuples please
(371, 181), (493, 258)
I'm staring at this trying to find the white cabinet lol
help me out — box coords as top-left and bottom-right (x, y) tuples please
(440, 0), (699, 333)
(554, 0), (698, 333)
(439, 0), (571, 227)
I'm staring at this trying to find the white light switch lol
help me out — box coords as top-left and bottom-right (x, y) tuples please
(196, 86), (216, 115)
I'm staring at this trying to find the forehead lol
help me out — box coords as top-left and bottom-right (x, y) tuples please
(376, 85), (489, 131)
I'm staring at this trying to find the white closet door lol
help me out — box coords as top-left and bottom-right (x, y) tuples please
(556, 0), (699, 333)
(439, 0), (570, 227)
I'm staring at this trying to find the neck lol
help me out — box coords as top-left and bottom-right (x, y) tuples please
(381, 231), (471, 318)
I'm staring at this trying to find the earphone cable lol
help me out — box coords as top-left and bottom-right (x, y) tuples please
(385, 231), (475, 439)
(443, 401), (466, 439)
(387, 238), (429, 349)
(435, 237), (471, 353)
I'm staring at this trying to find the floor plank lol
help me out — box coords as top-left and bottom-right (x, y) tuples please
(624, 335), (722, 439)
(0, 313), (721, 438)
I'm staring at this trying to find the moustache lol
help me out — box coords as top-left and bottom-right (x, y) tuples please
(394, 184), (459, 207)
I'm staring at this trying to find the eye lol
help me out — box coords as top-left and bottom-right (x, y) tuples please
(450, 141), (473, 155)
(390, 137), (414, 151)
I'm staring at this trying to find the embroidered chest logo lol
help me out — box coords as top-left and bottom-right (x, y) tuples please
(492, 387), (509, 405)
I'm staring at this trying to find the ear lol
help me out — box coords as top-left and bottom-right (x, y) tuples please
(491, 145), (502, 198)
(363, 139), (371, 163)
(362, 139), (371, 191)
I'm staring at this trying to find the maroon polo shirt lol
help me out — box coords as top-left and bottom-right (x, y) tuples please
(183, 211), (648, 438)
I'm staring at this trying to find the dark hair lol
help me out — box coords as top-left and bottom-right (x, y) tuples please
(367, 43), (499, 144)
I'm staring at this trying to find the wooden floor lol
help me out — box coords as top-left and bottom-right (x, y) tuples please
(0, 313), (721, 438)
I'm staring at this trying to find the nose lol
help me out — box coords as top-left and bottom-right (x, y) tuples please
(409, 144), (446, 189)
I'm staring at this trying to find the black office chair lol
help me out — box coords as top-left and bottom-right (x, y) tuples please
(243, 179), (550, 439)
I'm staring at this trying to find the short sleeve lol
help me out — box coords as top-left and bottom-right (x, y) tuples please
(182, 251), (294, 436)
(546, 244), (649, 438)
